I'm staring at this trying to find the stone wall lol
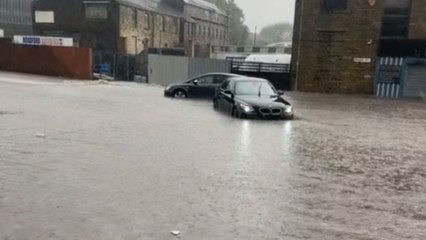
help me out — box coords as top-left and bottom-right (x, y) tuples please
(119, 6), (180, 54)
(292, 0), (383, 94)
(409, 0), (426, 39)
(184, 4), (229, 46)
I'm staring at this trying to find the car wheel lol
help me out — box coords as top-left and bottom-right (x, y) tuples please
(173, 90), (187, 98)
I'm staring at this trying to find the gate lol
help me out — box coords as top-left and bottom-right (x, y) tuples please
(230, 61), (291, 90)
(374, 57), (404, 98)
(93, 51), (136, 81)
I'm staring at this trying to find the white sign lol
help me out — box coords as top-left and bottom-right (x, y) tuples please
(35, 11), (55, 23)
(354, 57), (372, 63)
(0, 29), (4, 38)
(13, 35), (73, 47)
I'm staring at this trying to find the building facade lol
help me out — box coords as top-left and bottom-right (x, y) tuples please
(0, 0), (33, 38)
(182, 0), (230, 47)
(292, 0), (426, 96)
(32, 0), (230, 55)
(33, 0), (182, 54)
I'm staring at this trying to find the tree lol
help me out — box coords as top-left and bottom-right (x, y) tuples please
(206, 0), (250, 45)
(258, 23), (293, 45)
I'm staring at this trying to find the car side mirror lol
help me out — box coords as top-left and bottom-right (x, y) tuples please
(278, 90), (284, 96)
(193, 80), (199, 85)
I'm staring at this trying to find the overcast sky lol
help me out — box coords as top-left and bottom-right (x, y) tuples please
(234, 0), (296, 32)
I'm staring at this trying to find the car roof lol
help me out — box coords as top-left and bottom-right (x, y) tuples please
(201, 72), (240, 76)
(228, 76), (268, 82)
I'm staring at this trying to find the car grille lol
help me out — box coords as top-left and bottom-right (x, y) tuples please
(259, 107), (282, 116)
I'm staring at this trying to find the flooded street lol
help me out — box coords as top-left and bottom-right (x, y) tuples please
(1, 72), (425, 240)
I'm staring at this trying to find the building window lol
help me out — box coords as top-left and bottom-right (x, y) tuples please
(236, 47), (245, 53)
(268, 47), (277, 53)
(173, 18), (178, 34)
(216, 29), (219, 38)
(203, 26), (206, 36)
(322, 0), (348, 12)
(384, 0), (410, 15)
(191, 23), (196, 36)
(132, 9), (138, 27)
(145, 13), (150, 30)
(198, 25), (202, 35)
(84, 3), (108, 19)
(381, 0), (411, 38)
(159, 16), (166, 32)
(252, 47), (260, 53)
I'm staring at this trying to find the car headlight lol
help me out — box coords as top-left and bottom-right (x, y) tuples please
(165, 86), (172, 91)
(239, 103), (254, 112)
(285, 106), (293, 113)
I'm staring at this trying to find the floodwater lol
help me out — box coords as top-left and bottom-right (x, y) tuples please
(1, 72), (425, 240)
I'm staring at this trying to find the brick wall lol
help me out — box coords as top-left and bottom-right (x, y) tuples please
(409, 0), (426, 39)
(293, 0), (383, 94)
(0, 39), (92, 79)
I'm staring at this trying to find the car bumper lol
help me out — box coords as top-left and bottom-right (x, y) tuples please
(241, 110), (294, 120)
(164, 90), (173, 97)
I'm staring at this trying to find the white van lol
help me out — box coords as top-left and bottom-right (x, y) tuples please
(244, 54), (291, 64)
(238, 54), (291, 72)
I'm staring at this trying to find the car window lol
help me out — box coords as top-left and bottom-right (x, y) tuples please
(235, 81), (276, 96)
(220, 79), (230, 90)
(196, 76), (214, 85)
(213, 75), (228, 84)
(226, 80), (234, 91)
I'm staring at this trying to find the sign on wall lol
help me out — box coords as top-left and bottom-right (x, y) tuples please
(35, 11), (55, 23)
(353, 57), (372, 63)
(13, 35), (73, 47)
(0, 29), (4, 38)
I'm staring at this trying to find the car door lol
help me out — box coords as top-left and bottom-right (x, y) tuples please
(210, 75), (230, 97)
(188, 75), (215, 98)
(217, 79), (230, 109)
(222, 80), (235, 113)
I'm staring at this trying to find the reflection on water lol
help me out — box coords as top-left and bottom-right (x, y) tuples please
(237, 120), (251, 160)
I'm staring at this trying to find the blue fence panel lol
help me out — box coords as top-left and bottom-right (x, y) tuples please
(375, 57), (404, 98)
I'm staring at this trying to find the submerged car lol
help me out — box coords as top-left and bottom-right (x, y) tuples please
(213, 77), (294, 119)
(164, 73), (240, 99)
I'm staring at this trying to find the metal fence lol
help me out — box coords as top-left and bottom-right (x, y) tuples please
(93, 51), (136, 81)
(231, 61), (292, 90)
(147, 54), (231, 86)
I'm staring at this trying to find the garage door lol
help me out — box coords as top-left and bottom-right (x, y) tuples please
(405, 65), (426, 98)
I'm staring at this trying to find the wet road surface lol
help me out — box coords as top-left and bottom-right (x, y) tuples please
(1, 72), (426, 240)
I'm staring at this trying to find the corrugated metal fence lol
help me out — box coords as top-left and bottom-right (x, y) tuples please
(148, 54), (230, 86)
(375, 57), (404, 98)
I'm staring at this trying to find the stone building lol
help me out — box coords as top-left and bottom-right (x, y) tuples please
(182, 0), (230, 46)
(0, 0), (34, 38)
(33, 0), (183, 54)
(291, 0), (426, 94)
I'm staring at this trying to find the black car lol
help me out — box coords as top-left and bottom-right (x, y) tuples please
(164, 73), (240, 98)
(213, 77), (294, 119)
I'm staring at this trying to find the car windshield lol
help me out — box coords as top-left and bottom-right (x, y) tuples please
(235, 81), (277, 96)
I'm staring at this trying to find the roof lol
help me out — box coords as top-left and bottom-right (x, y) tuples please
(116, 0), (183, 17)
(183, 0), (225, 15)
(230, 77), (268, 82)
